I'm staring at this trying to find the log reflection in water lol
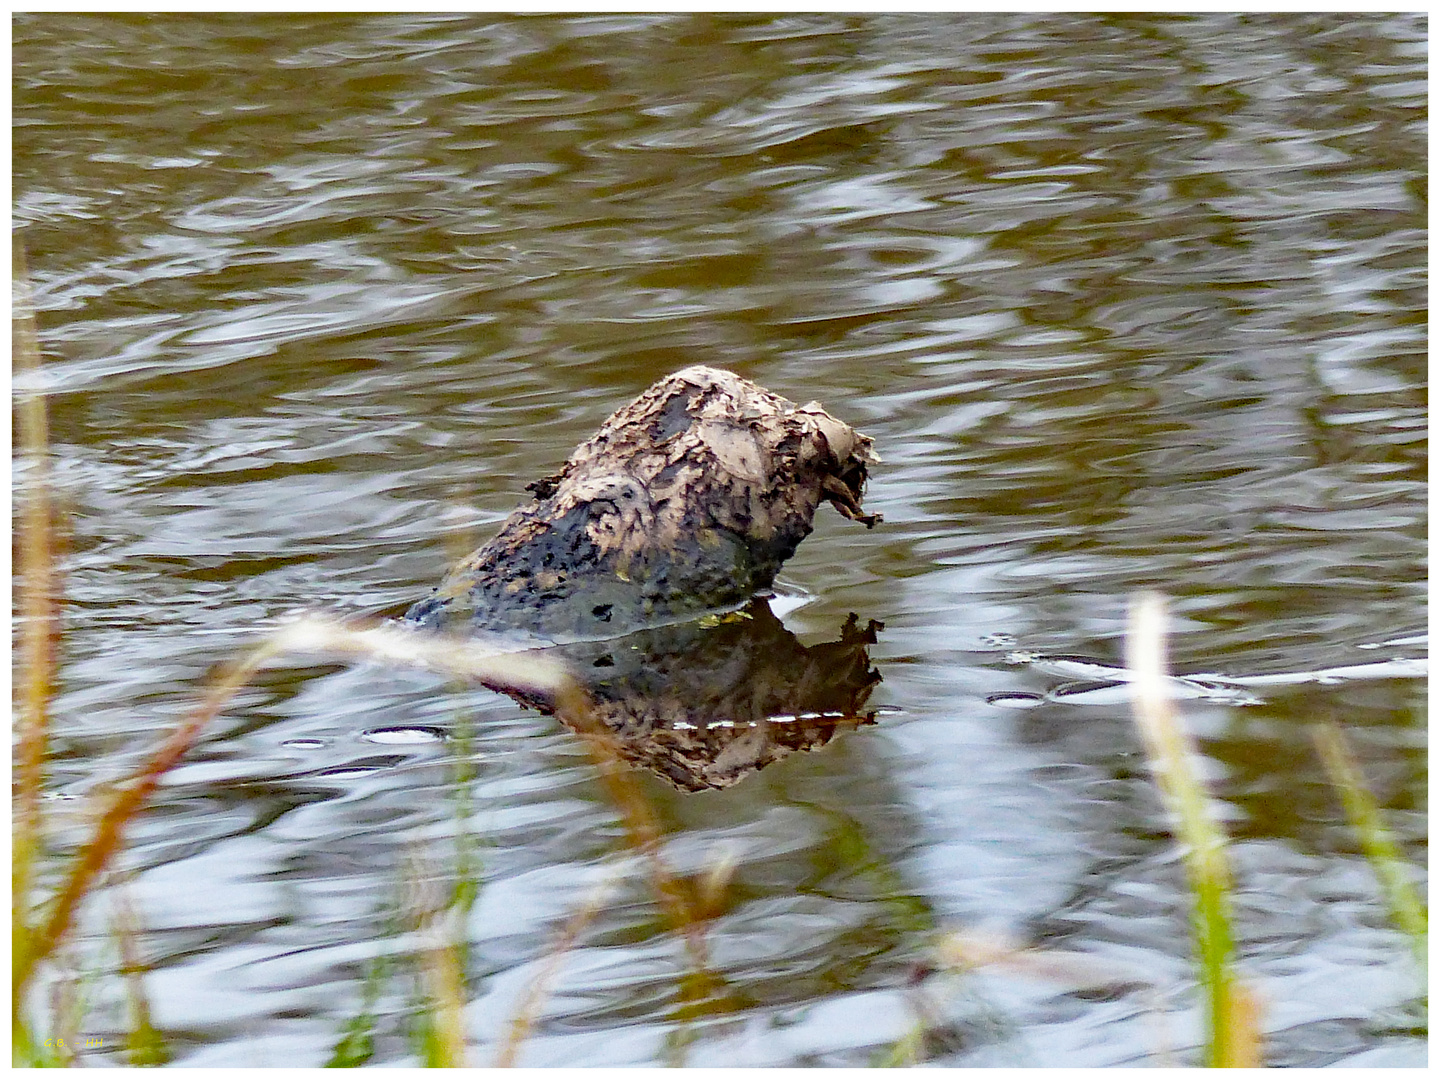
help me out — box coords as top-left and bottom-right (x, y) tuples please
(493, 600), (883, 791)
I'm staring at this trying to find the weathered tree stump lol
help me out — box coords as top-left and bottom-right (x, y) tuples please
(406, 366), (880, 642)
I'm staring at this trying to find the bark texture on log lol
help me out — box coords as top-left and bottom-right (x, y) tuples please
(406, 366), (879, 642)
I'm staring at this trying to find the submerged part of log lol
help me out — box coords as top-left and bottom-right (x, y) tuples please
(406, 365), (880, 643)
(489, 600), (883, 791)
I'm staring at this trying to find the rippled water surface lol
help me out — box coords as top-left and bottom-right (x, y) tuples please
(14, 12), (1426, 1067)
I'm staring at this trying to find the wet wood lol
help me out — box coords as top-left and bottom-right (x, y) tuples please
(407, 366), (880, 641)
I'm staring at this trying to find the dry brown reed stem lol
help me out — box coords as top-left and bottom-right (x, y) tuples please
(14, 617), (573, 999)
(13, 635), (288, 997)
(47, 958), (80, 1067)
(1126, 594), (1231, 893)
(553, 682), (712, 975)
(1220, 980), (1263, 1069)
(496, 873), (617, 1067)
(937, 929), (1153, 992)
(272, 619), (569, 695)
(14, 237), (57, 905)
(114, 886), (151, 1022)
(933, 929), (1178, 1066)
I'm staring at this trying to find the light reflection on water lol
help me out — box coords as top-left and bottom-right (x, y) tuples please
(15, 11), (1425, 1068)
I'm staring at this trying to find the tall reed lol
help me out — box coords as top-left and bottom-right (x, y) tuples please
(1126, 592), (1259, 1067)
(13, 238), (58, 989)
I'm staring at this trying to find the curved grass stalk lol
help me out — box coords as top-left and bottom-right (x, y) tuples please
(14, 636), (288, 1001)
(13, 615), (573, 1028)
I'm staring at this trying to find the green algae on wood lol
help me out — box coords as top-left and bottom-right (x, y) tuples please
(407, 366), (880, 643)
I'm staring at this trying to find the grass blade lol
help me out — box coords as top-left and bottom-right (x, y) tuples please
(496, 873), (616, 1067)
(114, 886), (171, 1066)
(1312, 722), (1427, 979)
(1126, 591), (1258, 1067)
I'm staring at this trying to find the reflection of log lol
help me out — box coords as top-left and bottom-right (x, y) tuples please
(493, 601), (883, 791)
(406, 366), (879, 643)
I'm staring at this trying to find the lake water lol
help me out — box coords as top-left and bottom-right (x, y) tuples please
(14, 12), (1426, 1067)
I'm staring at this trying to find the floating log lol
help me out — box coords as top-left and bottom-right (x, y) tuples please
(407, 366), (880, 642)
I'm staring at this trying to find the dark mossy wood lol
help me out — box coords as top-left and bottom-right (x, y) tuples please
(406, 366), (880, 642)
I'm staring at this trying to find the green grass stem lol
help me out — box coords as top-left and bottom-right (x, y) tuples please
(1126, 592), (1258, 1067)
(114, 887), (170, 1066)
(1312, 722), (1428, 980)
